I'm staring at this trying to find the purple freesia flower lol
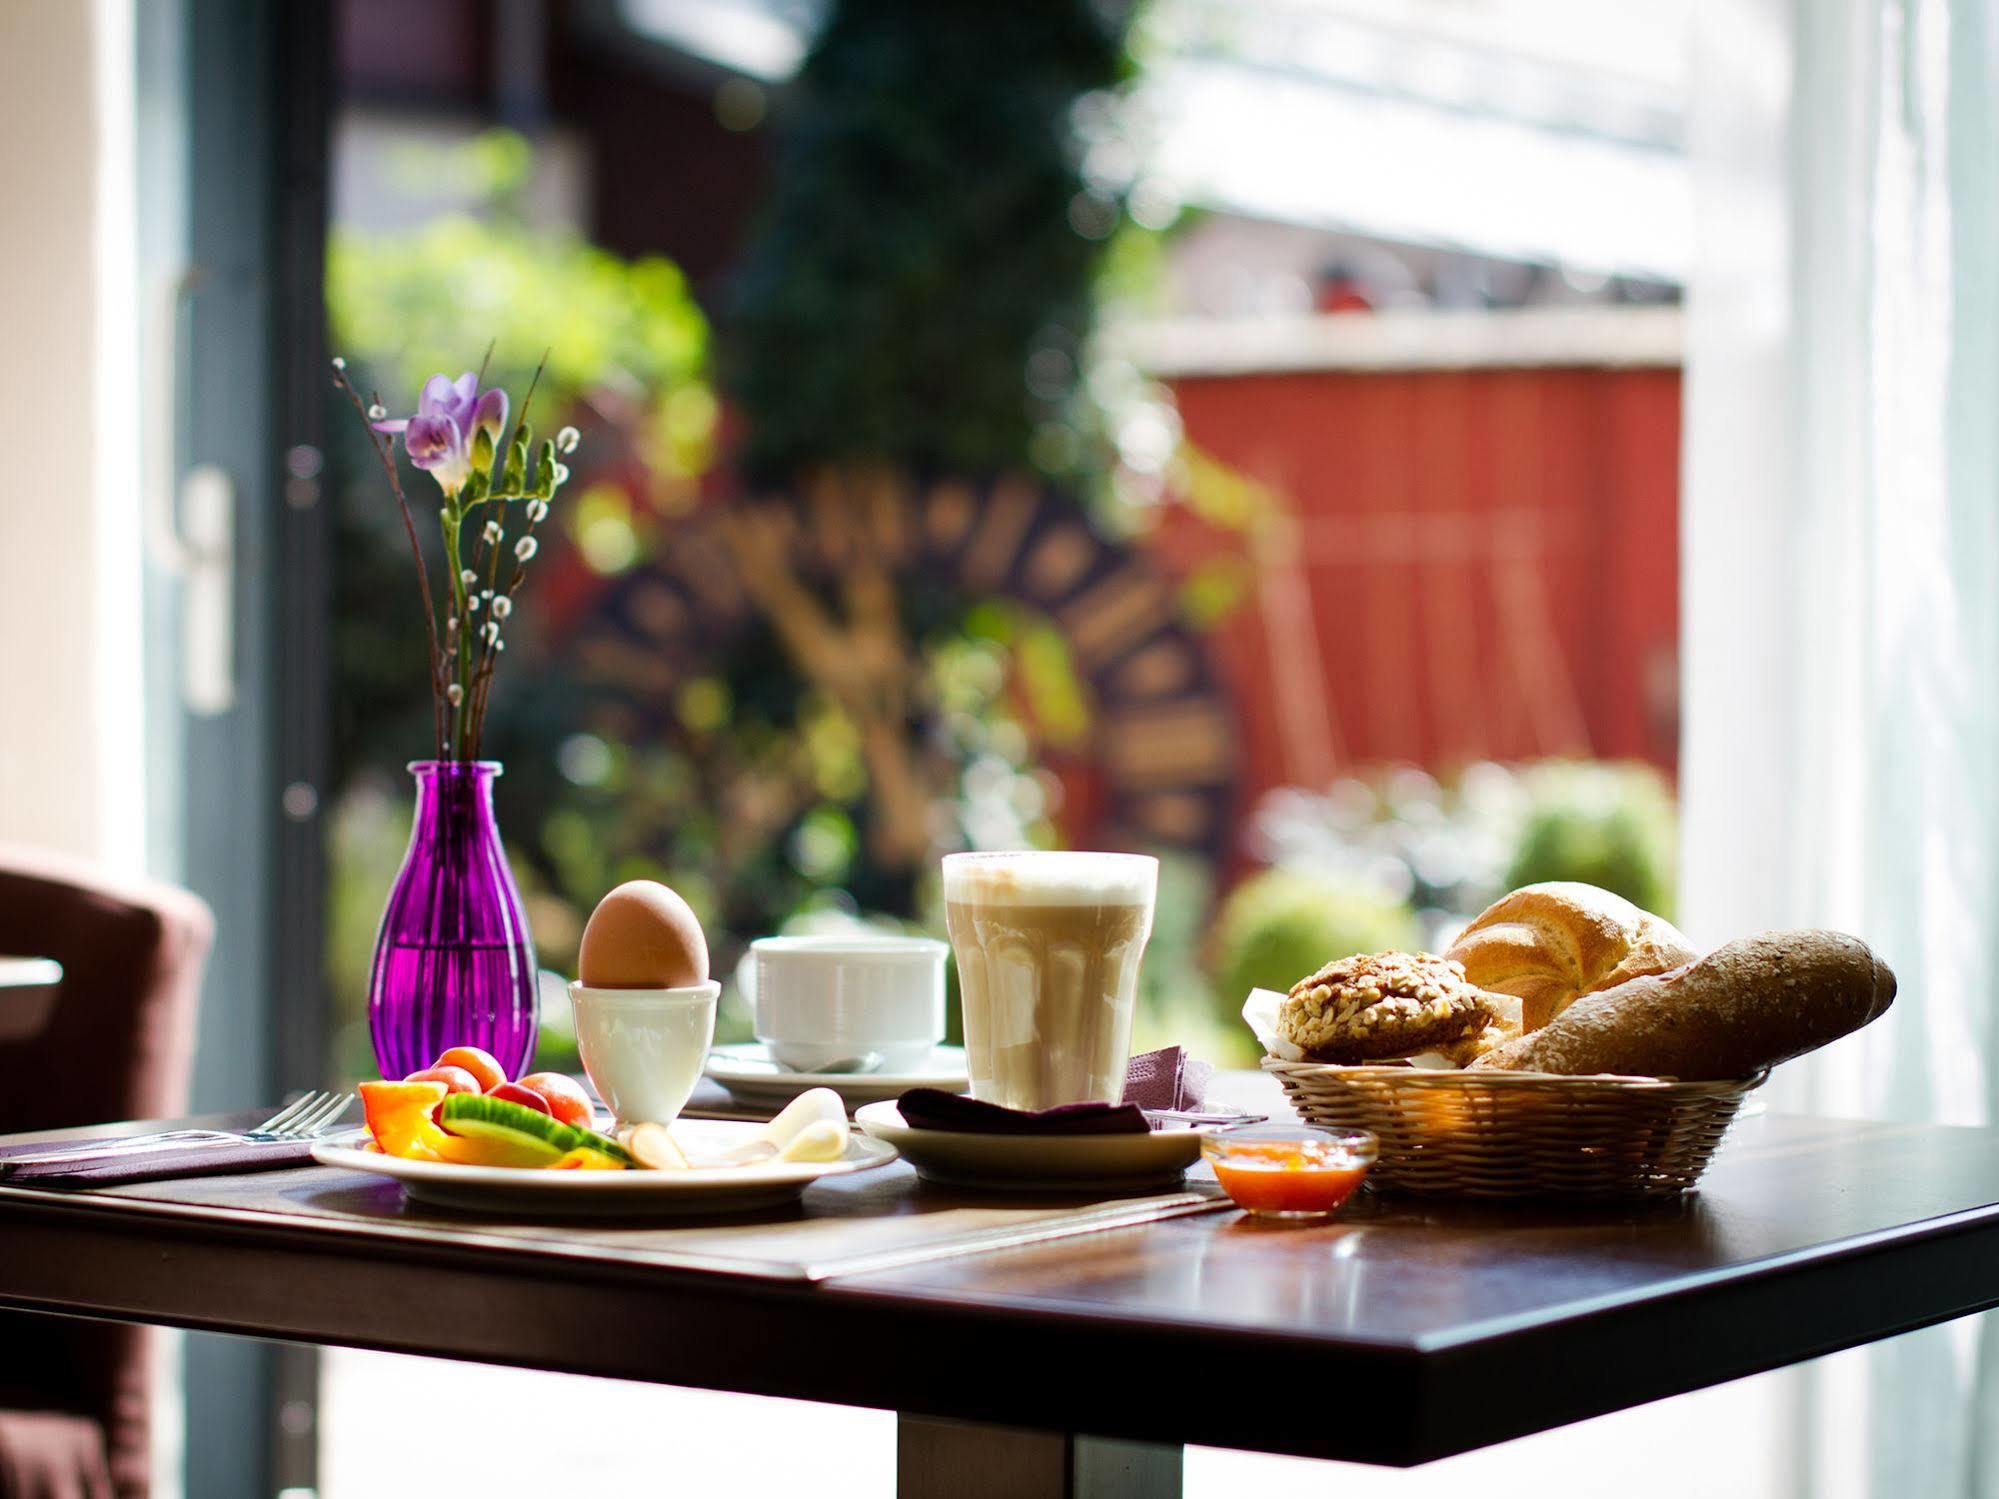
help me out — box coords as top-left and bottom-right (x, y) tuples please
(374, 372), (509, 498)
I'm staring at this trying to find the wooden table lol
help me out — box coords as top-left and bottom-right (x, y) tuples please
(4, 1083), (1999, 1497)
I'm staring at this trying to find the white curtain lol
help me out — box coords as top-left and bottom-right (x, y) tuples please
(1684, 0), (1999, 1493)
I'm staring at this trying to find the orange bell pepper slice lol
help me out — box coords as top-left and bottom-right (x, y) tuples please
(358, 1079), (452, 1161)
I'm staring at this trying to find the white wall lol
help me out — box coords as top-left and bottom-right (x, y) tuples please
(0, 0), (141, 865)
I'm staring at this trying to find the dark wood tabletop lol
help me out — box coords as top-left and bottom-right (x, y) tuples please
(3, 1081), (1998, 1486)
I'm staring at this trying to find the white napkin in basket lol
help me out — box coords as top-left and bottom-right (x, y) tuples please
(1240, 986), (1457, 1069)
(1241, 988), (1302, 1060)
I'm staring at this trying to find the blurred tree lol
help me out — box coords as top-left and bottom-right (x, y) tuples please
(1505, 761), (1680, 918)
(719, 0), (1134, 884)
(726, 0), (1131, 481)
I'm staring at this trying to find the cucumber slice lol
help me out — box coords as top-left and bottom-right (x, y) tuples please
(438, 1093), (632, 1165)
(565, 1124), (631, 1165)
(439, 1095), (572, 1162)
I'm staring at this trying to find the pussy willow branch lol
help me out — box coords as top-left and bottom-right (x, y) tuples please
(466, 356), (549, 756)
(468, 496), (554, 761)
(468, 517), (508, 758)
(331, 363), (447, 760)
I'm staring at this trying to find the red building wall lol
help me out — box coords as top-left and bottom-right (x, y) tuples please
(1147, 362), (1681, 811)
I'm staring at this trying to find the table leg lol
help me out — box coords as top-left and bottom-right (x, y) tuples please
(897, 1414), (1182, 1499)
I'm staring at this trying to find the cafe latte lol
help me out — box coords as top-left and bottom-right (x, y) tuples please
(942, 852), (1159, 1110)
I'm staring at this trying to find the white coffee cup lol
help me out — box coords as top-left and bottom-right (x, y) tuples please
(569, 980), (719, 1124)
(750, 935), (947, 1073)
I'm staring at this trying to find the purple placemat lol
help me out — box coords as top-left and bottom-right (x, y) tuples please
(0, 1134), (320, 1187)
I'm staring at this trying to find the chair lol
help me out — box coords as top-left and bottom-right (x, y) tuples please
(0, 846), (211, 1499)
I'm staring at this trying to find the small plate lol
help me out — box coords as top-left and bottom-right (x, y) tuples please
(853, 1101), (1207, 1193)
(705, 1043), (969, 1111)
(311, 1121), (899, 1218)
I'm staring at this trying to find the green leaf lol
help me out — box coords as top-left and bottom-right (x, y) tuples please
(536, 438), (557, 498)
(471, 425), (495, 475)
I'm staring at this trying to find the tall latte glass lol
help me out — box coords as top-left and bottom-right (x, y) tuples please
(943, 851), (1159, 1110)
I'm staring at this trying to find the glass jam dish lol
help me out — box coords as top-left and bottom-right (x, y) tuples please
(1201, 1124), (1377, 1221)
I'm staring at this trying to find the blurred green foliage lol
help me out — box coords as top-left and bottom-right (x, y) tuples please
(1504, 761), (1679, 919)
(328, 217), (708, 437)
(1209, 869), (1423, 1011)
(327, 128), (707, 434)
(1131, 850), (1244, 1062)
(725, 0), (1132, 485)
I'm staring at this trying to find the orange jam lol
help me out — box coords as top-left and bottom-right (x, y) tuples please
(1204, 1134), (1374, 1218)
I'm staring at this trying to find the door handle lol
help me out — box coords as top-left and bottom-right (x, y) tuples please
(178, 462), (235, 715)
(143, 265), (236, 716)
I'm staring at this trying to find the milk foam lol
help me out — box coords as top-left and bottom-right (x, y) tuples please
(942, 851), (1157, 907)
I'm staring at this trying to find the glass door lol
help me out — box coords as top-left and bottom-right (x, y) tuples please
(138, 2), (333, 1494)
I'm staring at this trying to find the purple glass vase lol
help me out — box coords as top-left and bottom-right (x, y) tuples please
(367, 760), (538, 1079)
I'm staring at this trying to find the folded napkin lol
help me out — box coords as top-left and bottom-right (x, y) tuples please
(1123, 1045), (1213, 1113)
(0, 1135), (321, 1187)
(897, 1090), (1151, 1136)
(899, 1046), (1213, 1137)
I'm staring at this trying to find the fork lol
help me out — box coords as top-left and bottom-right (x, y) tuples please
(1141, 1107), (1269, 1128)
(5, 1090), (355, 1167)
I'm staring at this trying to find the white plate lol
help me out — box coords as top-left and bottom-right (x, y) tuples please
(853, 1101), (1207, 1193)
(311, 1121), (899, 1217)
(705, 1043), (969, 1110)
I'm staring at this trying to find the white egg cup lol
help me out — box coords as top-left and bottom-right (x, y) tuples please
(749, 935), (947, 1073)
(569, 980), (720, 1125)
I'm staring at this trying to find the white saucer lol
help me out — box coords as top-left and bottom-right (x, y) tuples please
(853, 1101), (1208, 1193)
(311, 1121), (899, 1218)
(705, 1043), (969, 1111)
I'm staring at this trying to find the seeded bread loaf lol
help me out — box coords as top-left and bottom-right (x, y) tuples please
(1467, 930), (1895, 1079)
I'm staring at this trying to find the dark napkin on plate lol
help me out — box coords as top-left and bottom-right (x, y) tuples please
(897, 1091), (1150, 1136)
(898, 1046), (1212, 1136)
(0, 1135), (322, 1188)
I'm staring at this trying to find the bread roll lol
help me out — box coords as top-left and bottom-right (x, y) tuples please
(1446, 882), (1699, 1034)
(1467, 930), (1895, 1079)
(1279, 951), (1492, 1063)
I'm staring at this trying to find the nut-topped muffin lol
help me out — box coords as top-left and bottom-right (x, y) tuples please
(1278, 951), (1494, 1063)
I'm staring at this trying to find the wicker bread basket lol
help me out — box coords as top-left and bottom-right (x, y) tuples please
(1263, 1057), (1766, 1199)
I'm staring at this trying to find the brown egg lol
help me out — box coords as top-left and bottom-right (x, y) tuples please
(577, 880), (710, 989)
